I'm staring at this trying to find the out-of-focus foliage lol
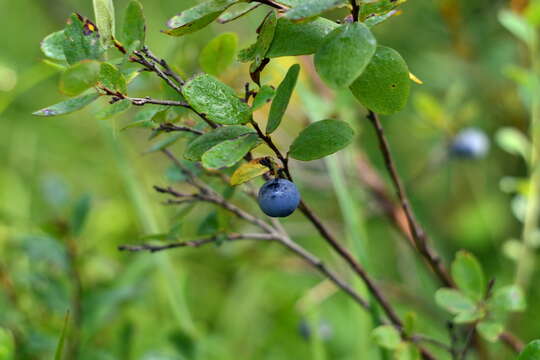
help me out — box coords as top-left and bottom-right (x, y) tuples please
(2, 0), (540, 359)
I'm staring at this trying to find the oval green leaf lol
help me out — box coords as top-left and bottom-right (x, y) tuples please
(434, 288), (476, 314)
(122, 0), (146, 49)
(518, 340), (540, 360)
(451, 250), (486, 302)
(33, 93), (100, 116)
(184, 125), (254, 161)
(60, 60), (101, 96)
(266, 64), (300, 134)
(266, 17), (339, 58)
(182, 74), (251, 125)
(164, 0), (237, 37)
(314, 22), (376, 88)
(289, 119), (354, 161)
(284, 0), (348, 22)
(93, 0), (115, 47)
(350, 46), (410, 115)
(63, 14), (104, 65)
(371, 325), (401, 350)
(202, 133), (261, 169)
(252, 85), (275, 110)
(41, 30), (66, 61)
(99, 62), (127, 94)
(476, 321), (504, 343)
(200, 32), (238, 76)
(238, 11), (277, 67)
(95, 99), (131, 119)
(489, 285), (526, 312)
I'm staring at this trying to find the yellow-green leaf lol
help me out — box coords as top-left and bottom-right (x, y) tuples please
(230, 157), (274, 185)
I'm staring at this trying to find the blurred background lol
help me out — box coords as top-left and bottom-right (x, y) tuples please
(0, 0), (538, 359)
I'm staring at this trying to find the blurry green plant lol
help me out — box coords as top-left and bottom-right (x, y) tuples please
(29, 0), (540, 359)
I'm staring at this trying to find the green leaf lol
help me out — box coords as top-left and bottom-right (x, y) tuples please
(123, 104), (168, 129)
(146, 134), (183, 153)
(200, 32), (238, 76)
(238, 11), (277, 68)
(122, 0), (145, 49)
(371, 325), (401, 350)
(489, 285), (526, 312)
(99, 62), (127, 93)
(71, 194), (91, 236)
(451, 250), (486, 301)
(252, 85), (275, 110)
(0, 327), (15, 360)
(60, 60), (101, 96)
(184, 125), (254, 161)
(476, 321), (504, 342)
(496, 127), (531, 164)
(266, 17), (340, 58)
(182, 74), (251, 125)
(54, 312), (70, 360)
(202, 133), (261, 169)
(266, 64), (300, 134)
(394, 342), (421, 360)
(93, 0), (115, 47)
(365, 10), (401, 27)
(33, 93), (100, 116)
(499, 10), (536, 47)
(434, 288), (476, 314)
(95, 99), (132, 119)
(284, 0), (348, 22)
(360, 0), (407, 19)
(350, 46), (410, 115)
(453, 308), (485, 324)
(314, 22), (376, 89)
(518, 340), (540, 360)
(218, 3), (260, 23)
(164, 0), (237, 37)
(403, 312), (417, 337)
(41, 30), (67, 61)
(63, 13), (104, 65)
(289, 119), (354, 161)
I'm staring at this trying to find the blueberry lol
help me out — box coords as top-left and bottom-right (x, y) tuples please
(258, 178), (300, 218)
(450, 127), (490, 159)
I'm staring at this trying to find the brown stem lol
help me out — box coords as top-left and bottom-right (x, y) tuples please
(367, 110), (454, 287)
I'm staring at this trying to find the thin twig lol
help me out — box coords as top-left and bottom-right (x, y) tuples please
(367, 110), (454, 287)
(119, 233), (274, 253)
(156, 123), (205, 135)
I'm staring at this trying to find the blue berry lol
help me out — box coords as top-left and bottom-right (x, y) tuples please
(450, 128), (490, 159)
(258, 178), (300, 218)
